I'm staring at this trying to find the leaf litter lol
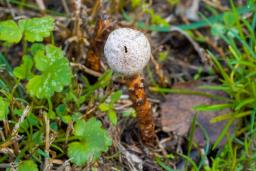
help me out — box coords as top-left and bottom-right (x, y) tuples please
(160, 81), (235, 148)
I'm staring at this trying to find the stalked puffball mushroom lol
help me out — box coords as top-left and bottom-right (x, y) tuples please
(104, 28), (156, 145)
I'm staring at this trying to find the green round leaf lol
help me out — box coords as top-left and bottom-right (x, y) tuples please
(17, 160), (38, 171)
(68, 142), (94, 166)
(68, 118), (112, 166)
(27, 45), (72, 99)
(13, 55), (33, 79)
(0, 20), (22, 43)
(18, 16), (54, 42)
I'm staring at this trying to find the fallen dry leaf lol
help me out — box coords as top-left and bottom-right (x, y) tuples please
(160, 81), (234, 147)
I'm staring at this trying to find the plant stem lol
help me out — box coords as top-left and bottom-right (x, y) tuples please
(86, 16), (111, 72)
(43, 113), (50, 170)
(126, 74), (156, 146)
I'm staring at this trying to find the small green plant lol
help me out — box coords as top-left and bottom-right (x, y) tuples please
(0, 20), (22, 43)
(0, 16), (113, 168)
(129, 0), (170, 27)
(193, 4), (256, 170)
(166, 0), (180, 6)
(99, 90), (122, 125)
(0, 96), (9, 120)
(19, 17), (54, 42)
(142, 4), (169, 27)
(17, 160), (39, 171)
(67, 118), (112, 166)
(0, 17), (72, 99)
(195, 6), (256, 148)
(131, 0), (141, 9)
(210, 132), (256, 170)
(25, 44), (72, 99)
(0, 16), (54, 43)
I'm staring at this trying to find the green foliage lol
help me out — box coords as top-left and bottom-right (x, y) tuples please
(99, 90), (122, 125)
(0, 97), (9, 120)
(158, 51), (169, 62)
(133, 5), (253, 32)
(143, 6), (169, 27)
(223, 12), (236, 27)
(17, 160), (38, 171)
(129, 1), (170, 27)
(68, 118), (112, 166)
(0, 2), (255, 170)
(166, 0), (180, 5)
(204, 6), (256, 149)
(56, 104), (72, 124)
(68, 142), (92, 166)
(13, 55), (33, 80)
(0, 52), (13, 78)
(26, 44), (72, 99)
(122, 108), (136, 117)
(78, 70), (112, 105)
(193, 104), (231, 112)
(0, 20), (22, 43)
(210, 134), (256, 170)
(0, 16), (54, 44)
(210, 23), (226, 37)
(18, 16), (54, 42)
(131, 0), (141, 8)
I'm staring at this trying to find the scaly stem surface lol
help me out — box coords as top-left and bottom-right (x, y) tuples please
(126, 74), (156, 146)
(86, 16), (110, 72)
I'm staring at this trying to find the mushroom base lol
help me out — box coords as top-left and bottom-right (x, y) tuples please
(126, 74), (156, 146)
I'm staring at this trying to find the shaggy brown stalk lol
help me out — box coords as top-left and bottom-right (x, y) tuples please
(126, 74), (156, 146)
(85, 16), (111, 72)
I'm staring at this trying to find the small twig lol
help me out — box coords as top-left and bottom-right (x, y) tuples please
(202, 0), (228, 11)
(91, 0), (101, 18)
(115, 101), (133, 110)
(0, 128), (5, 141)
(73, 0), (81, 17)
(35, 0), (46, 14)
(55, 159), (71, 171)
(0, 148), (15, 158)
(150, 55), (169, 86)
(5, 0), (15, 18)
(11, 106), (31, 137)
(119, 144), (143, 171)
(0, 163), (11, 169)
(72, 0), (83, 39)
(3, 121), (10, 139)
(168, 56), (209, 71)
(11, 105), (30, 154)
(43, 113), (51, 171)
(65, 0), (89, 61)
(65, 122), (73, 145)
(181, 17), (225, 58)
(70, 62), (101, 77)
(0, 162), (17, 170)
(61, 0), (70, 15)
(0, 136), (22, 150)
(0, 7), (38, 17)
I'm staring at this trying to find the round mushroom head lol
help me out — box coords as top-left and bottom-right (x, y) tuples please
(104, 28), (151, 76)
